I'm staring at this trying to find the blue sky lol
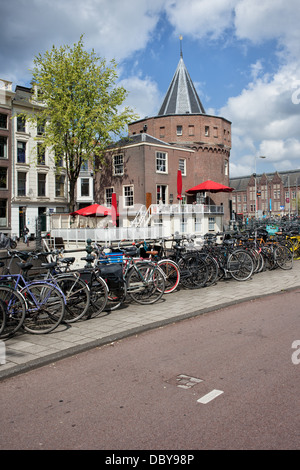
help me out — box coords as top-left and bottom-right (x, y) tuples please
(1, 0), (300, 178)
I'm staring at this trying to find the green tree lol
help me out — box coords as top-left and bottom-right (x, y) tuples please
(28, 36), (138, 211)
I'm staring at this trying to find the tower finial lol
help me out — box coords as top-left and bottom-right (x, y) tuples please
(179, 35), (183, 57)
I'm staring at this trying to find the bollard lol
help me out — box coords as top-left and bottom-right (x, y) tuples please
(85, 238), (94, 268)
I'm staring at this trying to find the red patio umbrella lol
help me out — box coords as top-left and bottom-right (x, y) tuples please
(70, 203), (111, 217)
(186, 180), (234, 193)
(111, 192), (118, 226)
(177, 170), (183, 200)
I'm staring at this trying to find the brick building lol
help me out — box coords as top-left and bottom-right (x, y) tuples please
(230, 169), (300, 220)
(95, 53), (232, 224)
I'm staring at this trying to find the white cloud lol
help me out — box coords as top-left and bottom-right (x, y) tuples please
(221, 60), (300, 176)
(118, 76), (162, 119)
(234, 0), (300, 58)
(0, 0), (165, 85)
(164, 0), (238, 40)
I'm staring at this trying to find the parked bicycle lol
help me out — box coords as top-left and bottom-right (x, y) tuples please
(0, 260), (66, 336)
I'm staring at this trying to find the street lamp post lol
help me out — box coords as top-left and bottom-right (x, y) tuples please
(254, 155), (266, 219)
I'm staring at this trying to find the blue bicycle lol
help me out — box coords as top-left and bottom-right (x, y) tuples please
(0, 261), (66, 335)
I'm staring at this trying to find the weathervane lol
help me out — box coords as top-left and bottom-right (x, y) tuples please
(179, 35), (183, 57)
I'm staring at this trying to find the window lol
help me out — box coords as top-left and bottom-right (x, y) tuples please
(224, 160), (228, 176)
(55, 150), (64, 167)
(17, 115), (26, 132)
(17, 172), (26, 196)
(159, 127), (165, 138)
(81, 178), (90, 197)
(0, 137), (7, 159)
(0, 199), (7, 227)
(249, 187), (255, 201)
(37, 119), (45, 136)
(157, 185), (167, 204)
(105, 187), (113, 206)
(179, 158), (186, 176)
(273, 184), (280, 199)
(123, 185), (133, 207)
(55, 174), (65, 197)
(194, 215), (202, 232)
(38, 173), (46, 197)
(177, 125), (182, 136)
(17, 141), (26, 163)
(213, 127), (218, 137)
(81, 161), (88, 171)
(156, 152), (167, 173)
(205, 126), (209, 136)
(0, 168), (7, 189)
(113, 154), (124, 175)
(37, 143), (45, 165)
(0, 114), (7, 129)
(208, 217), (215, 231)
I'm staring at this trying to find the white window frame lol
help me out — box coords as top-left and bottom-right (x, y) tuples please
(156, 184), (168, 204)
(177, 125), (182, 136)
(113, 154), (124, 176)
(178, 158), (186, 176)
(80, 178), (90, 198)
(105, 187), (113, 206)
(208, 217), (215, 231)
(37, 173), (46, 197)
(123, 185), (134, 207)
(156, 151), (168, 173)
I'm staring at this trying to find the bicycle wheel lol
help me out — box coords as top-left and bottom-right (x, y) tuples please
(227, 250), (253, 281)
(21, 282), (65, 334)
(86, 275), (108, 318)
(0, 286), (26, 339)
(274, 245), (293, 270)
(55, 275), (90, 322)
(179, 253), (208, 289)
(126, 263), (165, 304)
(157, 259), (180, 293)
(199, 253), (219, 286)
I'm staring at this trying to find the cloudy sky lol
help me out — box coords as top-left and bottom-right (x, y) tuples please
(1, 0), (300, 177)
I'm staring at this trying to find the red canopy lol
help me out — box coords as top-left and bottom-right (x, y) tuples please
(177, 170), (183, 200)
(186, 180), (234, 193)
(70, 203), (111, 217)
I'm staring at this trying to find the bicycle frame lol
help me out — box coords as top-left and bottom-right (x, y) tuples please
(0, 273), (66, 308)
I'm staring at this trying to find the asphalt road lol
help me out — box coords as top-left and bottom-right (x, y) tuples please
(0, 289), (299, 451)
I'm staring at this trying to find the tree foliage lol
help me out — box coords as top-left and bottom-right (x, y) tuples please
(28, 35), (138, 211)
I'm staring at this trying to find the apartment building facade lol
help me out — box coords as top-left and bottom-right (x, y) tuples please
(230, 169), (300, 220)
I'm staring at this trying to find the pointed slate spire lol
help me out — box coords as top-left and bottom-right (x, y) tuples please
(158, 41), (206, 116)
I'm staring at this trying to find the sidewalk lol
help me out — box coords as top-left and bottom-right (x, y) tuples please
(1, 260), (300, 381)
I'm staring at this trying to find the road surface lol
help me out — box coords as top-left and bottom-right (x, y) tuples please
(0, 289), (299, 450)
